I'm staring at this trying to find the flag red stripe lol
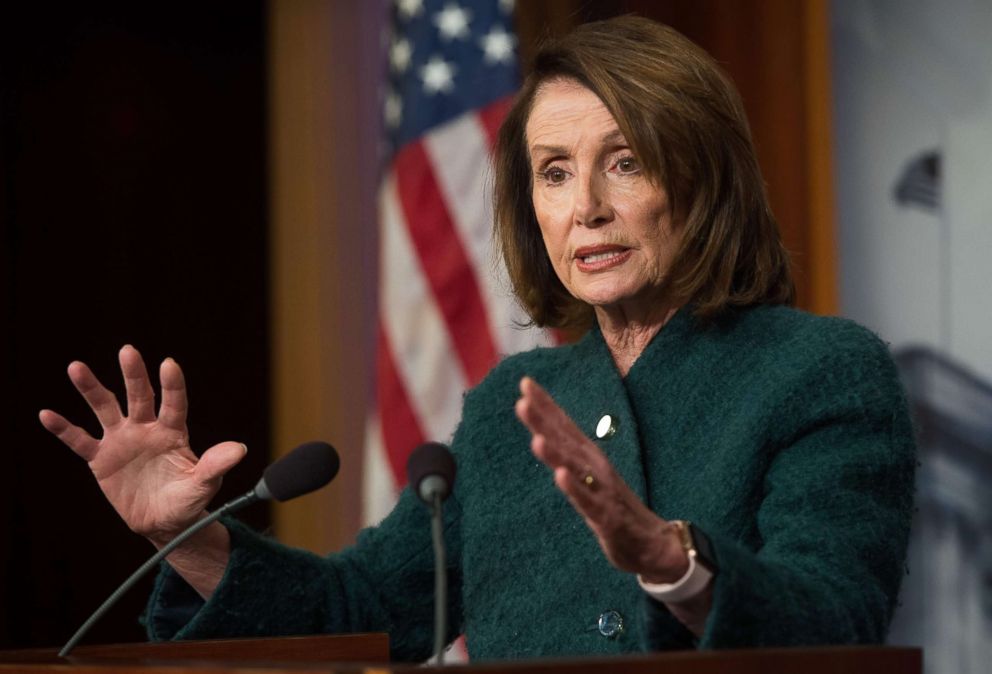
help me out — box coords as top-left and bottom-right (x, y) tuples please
(477, 95), (515, 149)
(392, 141), (499, 385)
(376, 324), (426, 486)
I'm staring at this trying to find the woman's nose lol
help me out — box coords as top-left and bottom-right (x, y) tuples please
(573, 172), (613, 228)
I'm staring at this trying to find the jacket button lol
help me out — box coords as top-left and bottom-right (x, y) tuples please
(597, 610), (624, 638)
(595, 414), (617, 439)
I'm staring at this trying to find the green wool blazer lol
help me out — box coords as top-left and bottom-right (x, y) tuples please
(146, 305), (917, 661)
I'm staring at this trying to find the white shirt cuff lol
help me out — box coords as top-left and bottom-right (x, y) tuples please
(637, 553), (713, 604)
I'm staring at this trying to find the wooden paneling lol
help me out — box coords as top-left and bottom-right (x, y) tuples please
(0, 641), (921, 674)
(268, 0), (382, 551)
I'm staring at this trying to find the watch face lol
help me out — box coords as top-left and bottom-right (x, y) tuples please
(687, 523), (718, 574)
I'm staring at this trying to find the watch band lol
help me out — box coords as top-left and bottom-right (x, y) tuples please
(679, 520), (718, 573)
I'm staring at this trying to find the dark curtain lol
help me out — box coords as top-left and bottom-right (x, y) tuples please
(0, 2), (270, 648)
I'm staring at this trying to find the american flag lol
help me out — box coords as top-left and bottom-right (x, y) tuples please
(363, 0), (553, 524)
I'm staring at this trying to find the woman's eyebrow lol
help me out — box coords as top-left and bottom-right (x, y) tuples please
(529, 143), (569, 159)
(600, 129), (627, 146)
(528, 130), (627, 161)
(531, 134), (624, 154)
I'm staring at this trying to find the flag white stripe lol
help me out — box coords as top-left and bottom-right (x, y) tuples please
(424, 115), (554, 357)
(361, 412), (397, 525)
(379, 173), (468, 443)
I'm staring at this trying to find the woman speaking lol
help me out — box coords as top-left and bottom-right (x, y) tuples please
(40, 16), (916, 660)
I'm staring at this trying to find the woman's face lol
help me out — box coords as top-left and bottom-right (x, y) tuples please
(525, 79), (680, 313)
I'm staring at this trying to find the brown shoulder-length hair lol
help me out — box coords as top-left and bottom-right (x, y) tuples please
(493, 15), (794, 330)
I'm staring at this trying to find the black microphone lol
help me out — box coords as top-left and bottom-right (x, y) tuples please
(406, 442), (456, 665)
(407, 441), (456, 504)
(254, 440), (340, 501)
(59, 440), (340, 657)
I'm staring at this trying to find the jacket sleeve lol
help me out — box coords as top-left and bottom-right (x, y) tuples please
(646, 324), (917, 648)
(143, 485), (464, 663)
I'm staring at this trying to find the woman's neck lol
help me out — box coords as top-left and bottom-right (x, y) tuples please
(594, 300), (681, 377)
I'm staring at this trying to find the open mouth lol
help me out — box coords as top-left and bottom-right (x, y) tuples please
(581, 250), (626, 263)
(574, 246), (632, 271)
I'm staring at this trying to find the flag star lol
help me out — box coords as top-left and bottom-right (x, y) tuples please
(384, 90), (403, 128)
(434, 3), (472, 41)
(390, 37), (413, 72)
(420, 55), (456, 94)
(480, 25), (516, 64)
(396, 0), (423, 20)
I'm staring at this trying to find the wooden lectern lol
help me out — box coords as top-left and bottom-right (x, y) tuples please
(0, 635), (922, 673)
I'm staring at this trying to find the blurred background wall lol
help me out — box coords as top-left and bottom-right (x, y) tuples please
(831, 1), (992, 671)
(1, 0), (988, 667)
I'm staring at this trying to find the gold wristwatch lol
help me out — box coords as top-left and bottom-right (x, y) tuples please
(671, 520), (718, 574)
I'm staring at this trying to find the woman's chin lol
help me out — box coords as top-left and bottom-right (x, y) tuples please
(574, 282), (674, 320)
(578, 290), (642, 311)
(567, 275), (634, 304)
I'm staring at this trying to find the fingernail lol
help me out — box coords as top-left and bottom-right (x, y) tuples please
(240, 443), (248, 454)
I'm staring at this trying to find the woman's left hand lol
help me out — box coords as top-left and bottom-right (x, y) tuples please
(515, 376), (688, 583)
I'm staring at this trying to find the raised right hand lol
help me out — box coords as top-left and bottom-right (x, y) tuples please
(39, 345), (247, 546)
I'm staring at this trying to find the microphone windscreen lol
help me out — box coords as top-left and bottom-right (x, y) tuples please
(406, 442), (456, 498)
(261, 441), (340, 502)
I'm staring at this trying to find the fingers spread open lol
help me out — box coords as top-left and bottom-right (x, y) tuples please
(158, 357), (188, 430)
(38, 409), (99, 461)
(119, 345), (156, 423)
(195, 441), (247, 485)
(68, 361), (123, 428)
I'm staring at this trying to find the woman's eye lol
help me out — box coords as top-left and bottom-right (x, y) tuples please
(615, 156), (639, 174)
(542, 167), (568, 184)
